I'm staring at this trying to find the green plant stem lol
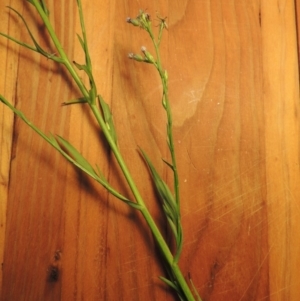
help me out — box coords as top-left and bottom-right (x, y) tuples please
(31, 0), (181, 278)
(30, 0), (89, 100)
(148, 25), (182, 262)
(90, 103), (196, 301)
(155, 36), (179, 207)
(2, 2), (200, 300)
(89, 103), (169, 251)
(0, 93), (197, 301)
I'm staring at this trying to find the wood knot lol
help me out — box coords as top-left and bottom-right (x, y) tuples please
(47, 264), (59, 282)
(47, 249), (62, 282)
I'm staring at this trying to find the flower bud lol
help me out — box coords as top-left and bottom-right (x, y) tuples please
(128, 53), (144, 62)
(164, 70), (168, 81)
(142, 48), (155, 64)
(140, 12), (150, 23)
(126, 17), (140, 27)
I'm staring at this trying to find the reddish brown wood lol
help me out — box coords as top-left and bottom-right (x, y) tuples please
(0, 1), (299, 300)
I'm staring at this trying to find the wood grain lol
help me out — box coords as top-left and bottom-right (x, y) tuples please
(0, 0), (299, 300)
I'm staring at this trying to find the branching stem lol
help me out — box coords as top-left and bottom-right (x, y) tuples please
(0, 2), (202, 301)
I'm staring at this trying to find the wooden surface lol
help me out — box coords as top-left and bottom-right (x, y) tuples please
(0, 1), (300, 300)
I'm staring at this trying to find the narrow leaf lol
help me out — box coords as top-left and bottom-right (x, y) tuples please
(140, 148), (181, 240)
(76, 33), (85, 51)
(0, 32), (36, 52)
(40, 0), (50, 16)
(94, 164), (141, 207)
(162, 158), (174, 170)
(73, 60), (96, 102)
(1, 7), (62, 63)
(75, 0), (92, 69)
(140, 149), (176, 211)
(189, 275), (202, 301)
(159, 276), (185, 300)
(7, 7), (48, 57)
(0, 95), (141, 210)
(98, 95), (117, 144)
(159, 276), (180, 292)
(62, 97), (87, 106)
(73, 60), (88, 72)
(55, 135), (96, 176)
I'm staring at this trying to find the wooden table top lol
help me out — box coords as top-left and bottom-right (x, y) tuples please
(0, 1), (300, 300)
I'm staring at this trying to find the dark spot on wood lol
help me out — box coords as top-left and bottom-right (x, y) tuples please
(54, 250), (62, 261)
(48, 265), (59, 282)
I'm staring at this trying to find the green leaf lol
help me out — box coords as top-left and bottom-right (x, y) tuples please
(40, 0), (50, 16)
(76, 33), (85, 52)
(62, 97), (87, 106)
(94, 164), (142, 209)
(0, 6), (62, 63)
(189, 275), (202, 301)
(75, 0), (93, 83)
(140, 148), (182, 248)
(159, 276), (180, 292)
(73, 60), (97, 104)
(1, 95), (141, 210)
(162, 158), (174, 170)
(159, 276), (185, 301)
(0, 32), (35, 52)
(55, 135), (96, 176)
(6, 7), (52, 58)
(73, 60), (89, 72)
(140, 149), (176, 209)
(98, 95), (117, 144)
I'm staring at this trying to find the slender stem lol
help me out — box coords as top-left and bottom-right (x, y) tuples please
(150, 26), (180, 209)
(149, 28), (182, 261)
(157, 57), (182, 262)
(76, 0), (97, 102)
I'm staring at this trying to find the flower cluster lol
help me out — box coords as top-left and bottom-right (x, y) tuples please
(126, 10), (168, 67)
(126, 10), (151, 31)
(128, 46), (155, 64)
